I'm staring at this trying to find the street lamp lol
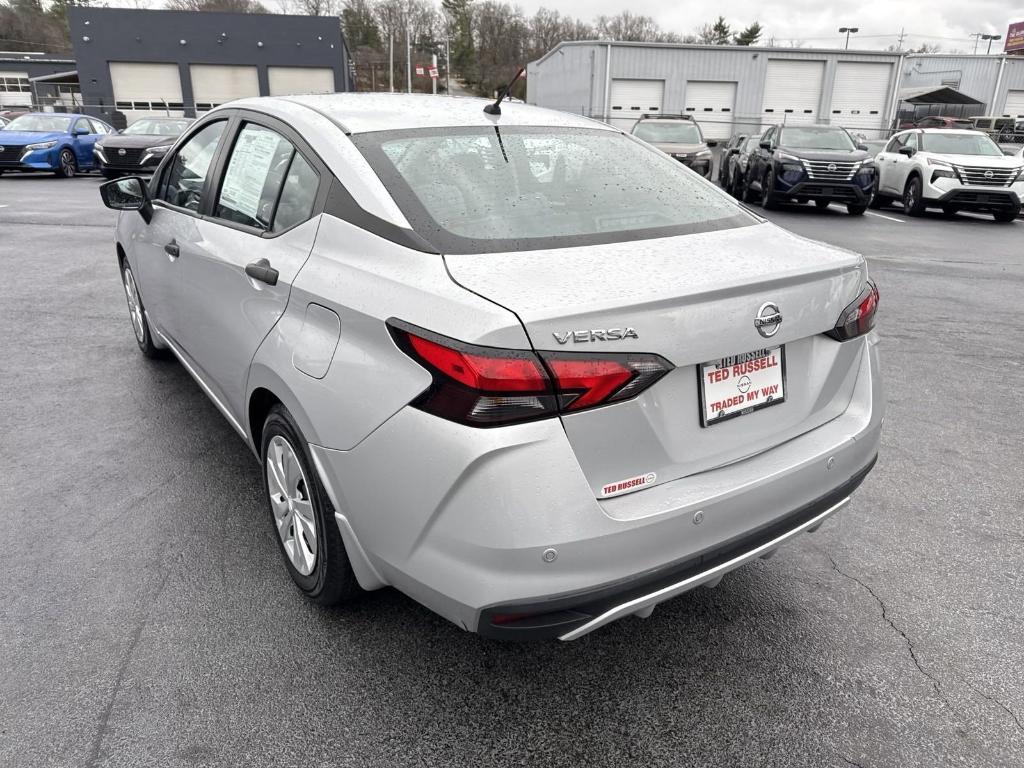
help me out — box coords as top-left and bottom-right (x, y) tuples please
(839, 27), (859, 49)
(984, 34), (1001, 55)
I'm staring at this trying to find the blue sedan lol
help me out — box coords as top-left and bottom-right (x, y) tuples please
(0, 112), (114, 177)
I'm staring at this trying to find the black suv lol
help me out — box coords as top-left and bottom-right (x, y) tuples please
(743, 124), (876, 215)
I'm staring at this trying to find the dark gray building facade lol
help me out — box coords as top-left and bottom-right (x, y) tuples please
(67, 7), (351, 126)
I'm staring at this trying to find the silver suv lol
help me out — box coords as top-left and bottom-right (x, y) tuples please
(100, 94), (884, 640)
(631, 114), (715, 178)
(872, 128), (1024, 220)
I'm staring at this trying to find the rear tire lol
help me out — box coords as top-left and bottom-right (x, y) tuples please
(54, 149), (77, 178)
(902, 175), (927, 216)
(729, 171), (744, 200)
(742, 174), (759, 203)
(993, 206), (1020, 223)
(847, 203), (868, 216)
(261, 405), (360, 606)
(760, 169), (779, 210)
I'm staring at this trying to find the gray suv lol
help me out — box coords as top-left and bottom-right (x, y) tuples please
(631, 114), (715, 178)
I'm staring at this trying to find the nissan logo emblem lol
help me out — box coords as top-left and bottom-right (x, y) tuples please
(984, 169), (994, 179)
(754, 302), (783, 338)
(118, 148), (127, 156)
(827, 163), (837, 172)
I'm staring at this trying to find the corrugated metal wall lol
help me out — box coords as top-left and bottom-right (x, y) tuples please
(528, 42), (1024, 131)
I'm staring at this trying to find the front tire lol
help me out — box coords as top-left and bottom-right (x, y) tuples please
(120, 260), (164, 358)
(262, 405), (360, 606)
(847, 203), (868, 216)
(54, 149), (77, 178)
(993, 206), (1020, 223)
(760, 169), (779, 210)
(902, 175), (927, 216)
(869, 177), (891, 209)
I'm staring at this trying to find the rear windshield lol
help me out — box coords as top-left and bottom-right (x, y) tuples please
(352, 127), (753, 254)
(921, 132), (1003, 156)
(779, 126), (855, 150)
(632, 121), (702, 144)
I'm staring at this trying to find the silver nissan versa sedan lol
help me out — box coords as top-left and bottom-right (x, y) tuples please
(100, 94), (884, 641)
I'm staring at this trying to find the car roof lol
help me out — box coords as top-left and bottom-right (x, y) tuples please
(229, 93), (612, 135)
(915, 128), (987, 135)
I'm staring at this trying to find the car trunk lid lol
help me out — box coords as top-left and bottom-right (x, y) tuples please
(444, 222), (868, 499)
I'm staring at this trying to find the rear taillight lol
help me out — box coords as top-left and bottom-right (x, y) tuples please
(389, 321), (673, 427)
(827, 280), (879, 341)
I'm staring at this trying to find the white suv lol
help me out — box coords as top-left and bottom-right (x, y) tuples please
(871, 129), (1024, 221)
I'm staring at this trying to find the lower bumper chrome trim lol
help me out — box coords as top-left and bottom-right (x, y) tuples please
(558, 496), (850, 641)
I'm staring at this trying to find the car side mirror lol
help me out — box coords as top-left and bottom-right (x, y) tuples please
(100, 176), (153, 223)
(74, 127), (90, 136)
(898, 146), (916, 157)
(856, 143), (868, 151)
(706, 140), (718, 148)
(759, 140), (772, 150)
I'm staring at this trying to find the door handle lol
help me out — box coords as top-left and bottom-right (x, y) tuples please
(164, 241), (180, 258)
(245, 258), (279, 286)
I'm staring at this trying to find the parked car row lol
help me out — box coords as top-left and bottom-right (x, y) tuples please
(0, 112), (193, 178)
(714, 123), (1022, 222)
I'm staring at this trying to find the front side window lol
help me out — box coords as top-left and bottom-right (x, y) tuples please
(885, 134), (907, 153)
(73, 118), (91, 135)
(905, 133), (919, 151)
(353, 126), (753, 254)
(160, 120), (226, 212)
(4, 114), (72, 132)
(778, 126), (855, 150)
(631, 121), (703, 144)
(214, 123), (295, 230)
(89, 119), (109, 134)
(921, 132), (1003, 156)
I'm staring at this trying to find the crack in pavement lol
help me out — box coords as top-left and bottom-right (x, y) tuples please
(83, 550), (184, 768)
(826, 554), (952, 711)
(839, 755), (865, 768)
(960, 676), (1024, 735)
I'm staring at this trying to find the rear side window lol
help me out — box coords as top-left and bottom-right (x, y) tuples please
(353, 126), (753, 254)
(272, 153), (319, 232)
(160, 120), (226, 212)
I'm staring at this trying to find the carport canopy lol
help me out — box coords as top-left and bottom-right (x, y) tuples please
(898, 86), (982, 105)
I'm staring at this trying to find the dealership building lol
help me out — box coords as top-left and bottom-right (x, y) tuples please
(3, 8), (351, 126)
(526, 42), (1024, 138)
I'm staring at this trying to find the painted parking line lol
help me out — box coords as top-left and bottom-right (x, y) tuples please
(865, 211), (903, 223)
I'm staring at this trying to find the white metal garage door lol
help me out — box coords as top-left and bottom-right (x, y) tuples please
(762, 60), (825, 126)
(190, 65), (259, 113)
(830, 62), (893, 137)
(109, 62), (184, 123)
(684, 80), (737, 140)
(1004, 90), (1024, 117)
(608, 79), (664, 131)
(268, 67), (336, 96)
(0, 71), (30, 109)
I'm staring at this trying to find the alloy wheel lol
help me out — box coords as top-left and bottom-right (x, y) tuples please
(905, 180), (918, 210)
(266, 435), (317, 576)
(60, 150), (76, 177)
(122, 267), (145, 344)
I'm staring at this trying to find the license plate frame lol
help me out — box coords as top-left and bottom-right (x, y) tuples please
(698, 346), (787, 427)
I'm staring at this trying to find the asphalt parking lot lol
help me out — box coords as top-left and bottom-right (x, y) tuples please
(2, 172), (1022, 768)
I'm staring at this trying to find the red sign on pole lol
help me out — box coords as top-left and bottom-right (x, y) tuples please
(428, 67), (439, 79)
(415, 65), (425, 76)
(1007, 21), (1024, 53)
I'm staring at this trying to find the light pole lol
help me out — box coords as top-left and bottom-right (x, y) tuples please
(838, 27), (859, 50)
(984, 34), (1001, 54)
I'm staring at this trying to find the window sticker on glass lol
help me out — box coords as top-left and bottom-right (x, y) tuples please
(219, 125), (290, 225)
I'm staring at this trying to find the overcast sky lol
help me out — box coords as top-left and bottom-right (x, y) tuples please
(516, 0), (1023, 53)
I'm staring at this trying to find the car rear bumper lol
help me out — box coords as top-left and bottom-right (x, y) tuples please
(311, 334), (884, 639)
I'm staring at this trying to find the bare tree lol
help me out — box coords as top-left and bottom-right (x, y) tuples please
(595, 11), (680, 43)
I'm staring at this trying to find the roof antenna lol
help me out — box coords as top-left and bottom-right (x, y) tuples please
(483, 67), (525, 116)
